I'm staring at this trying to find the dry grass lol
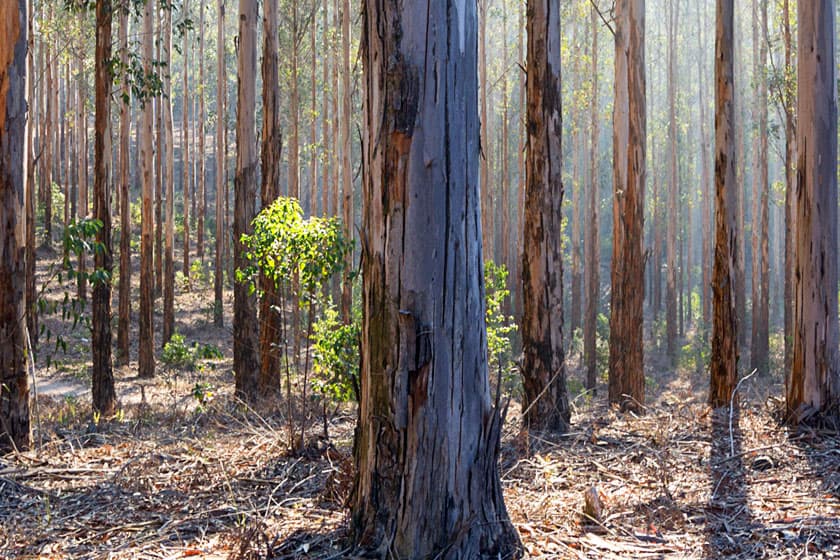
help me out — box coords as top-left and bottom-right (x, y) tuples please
(4, 256), (838, 558)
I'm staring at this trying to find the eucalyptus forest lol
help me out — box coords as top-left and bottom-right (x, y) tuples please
(1, 0), (839, 558)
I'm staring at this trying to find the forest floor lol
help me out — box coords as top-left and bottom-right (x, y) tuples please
(1, 252), (839, 559)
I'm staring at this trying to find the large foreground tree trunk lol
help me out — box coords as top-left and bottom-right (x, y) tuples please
(709, 0), (739, 408)
(0, 0), (30, 452)
(788, 0), (838, 422)
(609, 0), (646, 412)
(233, 0), (260, 401)
(351, 1), (521, 557)
(520, 0), (570, 433)
(91, 0), (116, 414)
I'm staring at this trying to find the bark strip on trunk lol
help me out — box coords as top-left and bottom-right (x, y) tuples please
(351, 1), (521, 556)
(609, 0), (646, 412)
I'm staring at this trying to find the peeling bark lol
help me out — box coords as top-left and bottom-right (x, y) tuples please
(233, 0), (260, 401)
(520, 0), (570, 433)
(259, 0), (282, 393)
(788, 0), (838, 422)
(138, 0), (155, 379)
(91, 0), (116, 415)
(709, 0), (739, 408)
(609, 0), (646, 412)
(0, 0), (30, 452)
(351, 1), (521, 556)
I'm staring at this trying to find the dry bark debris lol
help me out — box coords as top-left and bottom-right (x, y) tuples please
(1, 388), (839, 559)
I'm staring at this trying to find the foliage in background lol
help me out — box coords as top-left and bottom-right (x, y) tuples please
(311, 306), (360, 403)
(161, 332), (223, 371)
(484, 261), (518, 383)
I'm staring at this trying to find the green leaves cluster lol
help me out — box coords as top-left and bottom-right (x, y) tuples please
(484, 260), (517, 374)
(240, 197), (352, 298)
(311, 306), (360, 402)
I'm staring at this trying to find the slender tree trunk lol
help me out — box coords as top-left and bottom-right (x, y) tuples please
(214, 0), (226, 327)
(139, 0), (155, 379)
(117, 7), (131, 366)
(479, 0), (492, 260)
(609, 0), (646, 412)
(320, 2), (330, 218)
(25, 10), (36, 351)
(76, 41), (87, 301)
(182, 0), (191, 280)
(513, 0), (525, 317)
(569, 26), (582, 338)
(697, 0), (711, 330)
(665, 0), (679, 365)
(788, 0), (838, 422)
(339, 0), (352, 323)
(0, 0), (31, 452)
(233, 0), (260, 401)
(652, 138), (661, 317)
(43, 18), (53, 246)
(259, 0), (282, 393)
(309, 10), (317, 216)
(520, 0), (570, 434)
(163, 6), (175, 344)
(197, 2), (206, 260)
(500, 3), (510, 293)
(782, 0), (794, 376)
(91, 0), (117, 415)
(750, 0), (770, 374)
(710, 0), (738, 408)
(351, 2), (521, 555)
(154, 19), (163, 297)
(584, 5), (600, 391)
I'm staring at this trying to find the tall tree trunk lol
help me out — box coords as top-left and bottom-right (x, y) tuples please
(788, 0), (838, 422)
(43, 18), (53, 246)
(479, 0), (492, 260)
(259, 0), (282, 393)
(139, 0), (155, 379)
(76, 40), (87, 301)
(782, 0), (794, 376)
(25, 9), (36, 351)
(609, 0), (646, 412)
(651, 137), (661, 317)
(0, 0), (31, 452)
(500, 2), (510, 298)
(750, 0), (770, 374)
(233, 0), (260, 401)
(154, 19), (163, 297)
(697, 0), (711, 330)
(163, 6), (175, 344)
(520, 0), (570, 434)
(320, 2), (330, 218)
(197, 2), (206, 260)
(91, 0), (117, 415)
(584, 5), (600, 391)
(182, 0), (191, 280)
(569, 26), (582, 338)
(214, 0), (226, 327)
(351, 2), (521, 555)
(709, 0), (739, 408)
(665, 0), (679, 365)
(117, 7), (131, 366)
(339, 0), (352, 323)
(309, 8), (317, 216)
